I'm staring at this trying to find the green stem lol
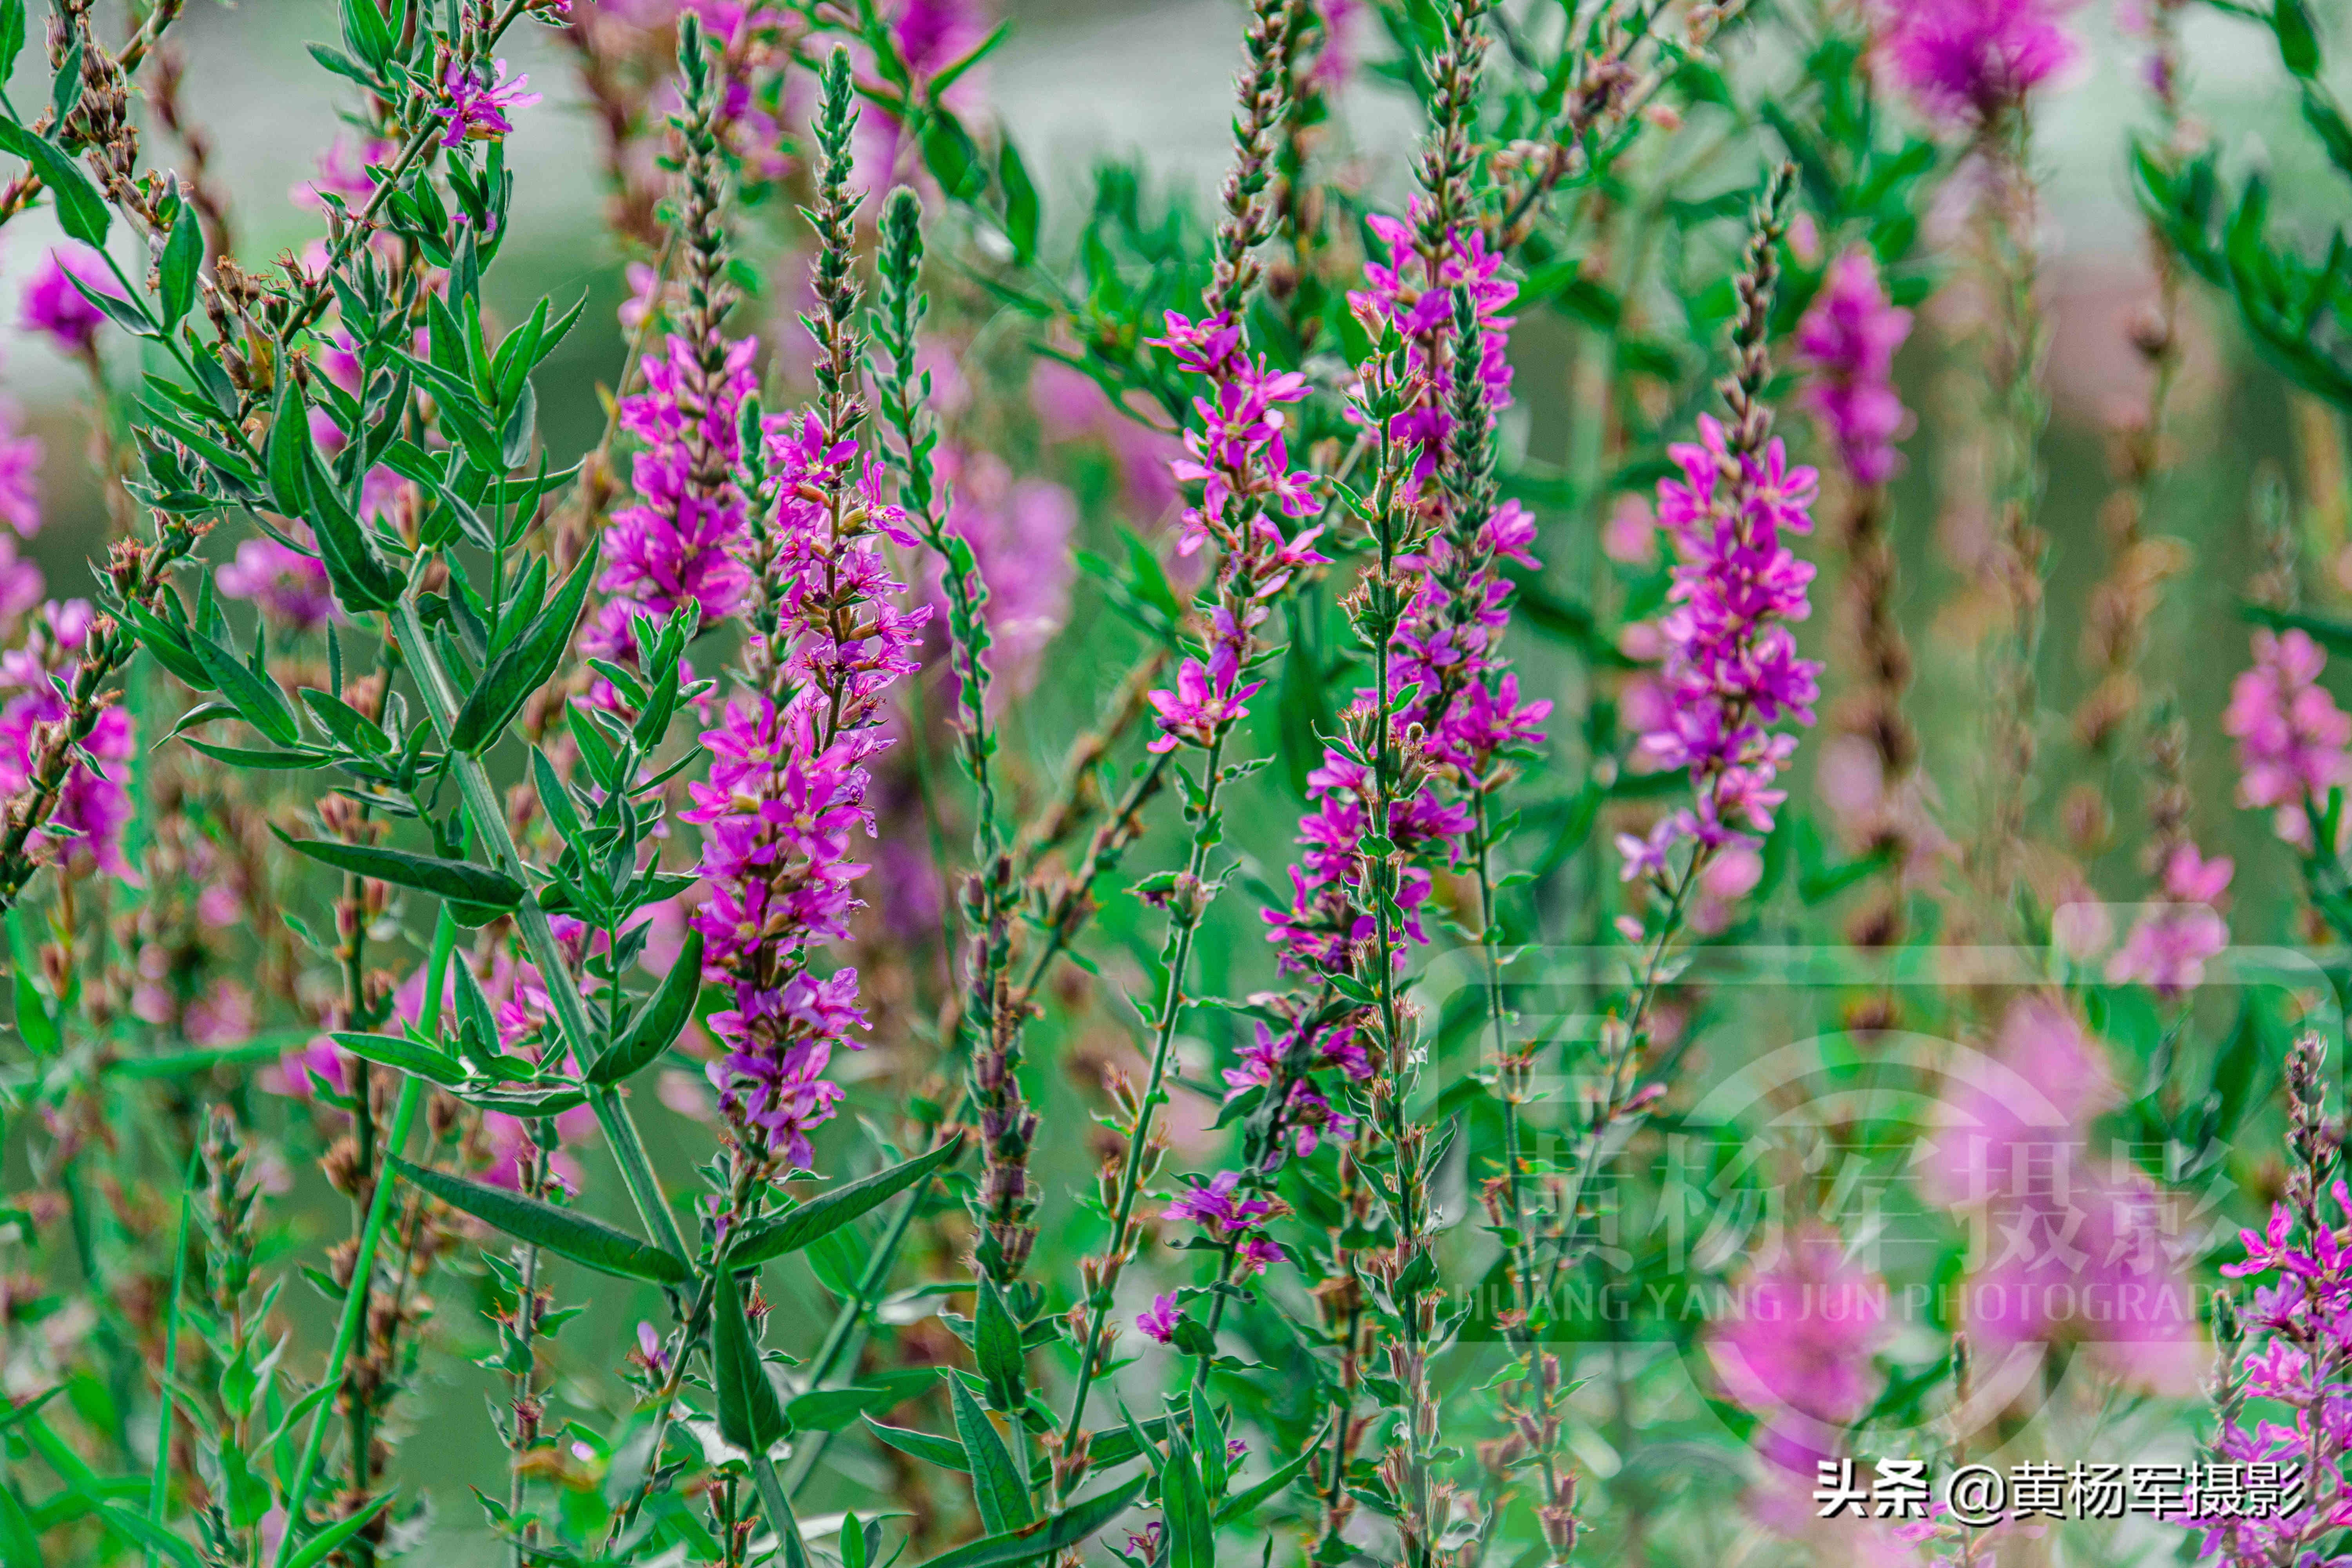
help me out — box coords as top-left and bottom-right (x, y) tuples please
(142, 1149), (198, 1568)
(1059, 731), (1231, 1456)
(749, 1453), (813, 1568)
(271, 1085), (426, 1566)
(392, 597), (690, 1265)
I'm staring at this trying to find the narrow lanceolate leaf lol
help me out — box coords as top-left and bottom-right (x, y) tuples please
(448, 541), (600, 753)
(973, 1275), (1026, 1411)
(282, 1492), (396, 1568)
(328, 1031), (468, 1088)
(301, 442), (405, 612)
(862, 1415), (970, 1472)
(586, 930), (703, 1086)
(0, 121), (108, 246)
(189, 628), (300, 745)
(390, 1158), (689, 1284)
(272, 828), (524, 910)
(1213, 1427), (1325, 1523)
(159, 204), (201, 328)
(1162, 1437), (1213, 1568)
(948, 1377), (1034, 1535)
(713, 1266), (791, 1455)
(727, 1135), (963, 1266)
(95, 1502), (201, 1568)
(909, 1477), (1147, 1568)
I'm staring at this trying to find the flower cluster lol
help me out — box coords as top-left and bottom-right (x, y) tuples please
(592, 332), (760, 648)
(1218, 1019), (1369, 1163)
(433, 56), (541, 147)
(1706, 1227), (1888, 1490)
(2194, 1034), (2352, 1562)
(926, 447), (1076, 701)
(1793, 249), (1914, 488)
(2225, 627), (2351, 851)
(682, 416), (928, 1167)
(1877, 0), (2080, 125)
(2107, 841), (2232, 997)
(1618, 416), (1822, 877)
(1142, 311), (1326, 754)
(1918, 998), (2199, 1388)
(1346, 205), (1515, 471)
(1163, 1170), (1287, 1279)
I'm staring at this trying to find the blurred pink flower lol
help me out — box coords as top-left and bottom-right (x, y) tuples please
(20, 247), (116, 357)
(218, 526), (337, 633)
(2224, 628), (2352, 849)
(1878, 0), (2080, 123)
(0, 404), (42, 536)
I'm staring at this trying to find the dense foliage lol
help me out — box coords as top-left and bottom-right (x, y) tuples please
(7, 0), (2352, 1564)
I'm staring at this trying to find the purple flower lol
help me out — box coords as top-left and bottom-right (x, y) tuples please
(432, 57), (540, 147)
(1145, 644), (1264, 755)
(20, 248), (117, 357)
(2108, 842), (2232, 998)
(1308, 0), (1364, 91)
(1916, 998), (2201, 1392)
(681, 409), (928, 1169)
(1346, 204), (1516, 473)
(2188, 1173), (2352, 1559)
(1706, 1226), (1889, 1479)
(218, 528), (336, 633)
(1794, 250), (1913, 487)
(292, 134), (390, 212)
(1136, 1293), (1181, 1345)
(1139, 309), (1326, 756)
(0, 405), (40, 539)
(596, 333), (760, 635)
(1878, 0), (2080, 124)
(2225, 628), (2352, 849)
(1620, 416), (1822, 869)
(1164, 1171), (1287, 1278)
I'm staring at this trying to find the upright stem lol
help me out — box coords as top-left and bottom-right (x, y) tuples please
(392, 597), (691, 1266)
(1059, 731), (1232, 1455)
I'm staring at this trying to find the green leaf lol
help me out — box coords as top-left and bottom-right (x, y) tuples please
(998, 136), (1039, 260)
(909, 1477), (1145, 1568)
(391, 1158), (689, 1283)
(0, 120), (108, 246)
(180, 739), (336, 770)
(283, 1492), (396, 1568)
(973, 1276), (1025, 1411)
(272, 829), (524, 910)
(8, 911), (58, 1057)
(265, 383), (314, 521)
(714, 1266), (791, 1455)
(863, 1415), (970, 1472)
(0, 1480), (40, 1568)
(328, 1031), (469, 1088)
(96, 1503), (201, 1568)
(186, 627), (299, 745)
(1213, 1430), (1325, 1523)
(948, 1377), (1033, 1535)
(727, 1136), (963, 1266)
(2276, 0), (2320, 76)
(448, 541), (600, 753)
(159, 204), (201, 329)
(786, 1373), (937, 1433)
(1163, 1438), (1212, 1568)
(302, 443), (405, 612)
(0, 0), (25, 82)
(586, 930), (703, 1086)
